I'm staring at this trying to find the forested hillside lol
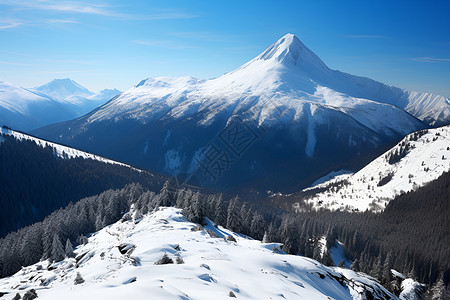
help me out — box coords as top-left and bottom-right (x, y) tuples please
(0, 133), (164, 237)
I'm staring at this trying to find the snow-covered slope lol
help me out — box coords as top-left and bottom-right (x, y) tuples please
(34, 34), (431, 192)
(87, 88), (121, 102)
(0, 126), (136, 169)
(0, 207), (396, 300)
(0, 80), (75, 131)
(300, 125), (450, 212)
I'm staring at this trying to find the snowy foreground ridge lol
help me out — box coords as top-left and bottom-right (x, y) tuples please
(0, 127), (136, 169)
(0, 207), (396, 300)
(302, 125), (450, 212)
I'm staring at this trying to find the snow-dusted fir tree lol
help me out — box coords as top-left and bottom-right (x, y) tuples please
(51, 235), (65, 262)
(350, 258), (360, 271)
(226, 196), (241, 233)
(213, 194), (226, 226)
(65, 239), (74, 258)
(250, 213), (266, 240)
(429, 272), (450, 300)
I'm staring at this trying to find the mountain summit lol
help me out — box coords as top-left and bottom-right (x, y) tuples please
(34, 78), (94, 101)
(34, 34), (448, 192)
(258, 33), (328, 71)
(33, 79), (121, 117)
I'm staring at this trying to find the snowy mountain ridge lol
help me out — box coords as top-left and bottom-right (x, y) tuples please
(0, 80), (75, 131)
(33, 78), (121, 117)
(298, 125), (450, 212)
(88, 34), (448, 128)
(0, 207), (398, 300)
(0, 126), (138, 170)
(0, 79), (120, 131)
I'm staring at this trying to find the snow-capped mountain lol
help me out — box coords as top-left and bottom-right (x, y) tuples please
(87, 34), (448, 127)
(34, 34), (437, 192)
(34, 78), (94, 101)
(0, 79), (120, 131)
(298, 125), (450, 212)
(0, 80), (75, 131)
(33, 79), (121, 116)
(0, 207), (397, 300)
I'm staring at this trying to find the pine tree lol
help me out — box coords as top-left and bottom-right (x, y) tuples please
(371, 251), (383, 279)
(250, 213), (266, 240)
(95, 214), (104, 231)
(158, 180), (173, 207)
(382, 251), (393, 282)
(213, 194), (226, 226)
(429, 272), (450, 300)
(65, 239), (75, 258)
(226, 196), (241, 232)
(351, 258), (360, 271)
(51, 235), (65, 262)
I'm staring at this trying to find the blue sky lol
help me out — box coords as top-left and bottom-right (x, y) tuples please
(1, 0), (449, 97)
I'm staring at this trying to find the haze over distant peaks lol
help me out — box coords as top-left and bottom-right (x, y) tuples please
(0, 78), (120, 131)
(0, 80), (74, 131)
(35, 78), (94, 101)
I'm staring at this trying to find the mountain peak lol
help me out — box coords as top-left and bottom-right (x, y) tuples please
(257, 33), (328, 71)
(35, 78), (93, 100)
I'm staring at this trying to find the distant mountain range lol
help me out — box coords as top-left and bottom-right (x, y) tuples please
(32, 34), (450, 193)
(0, 79), (120, 131)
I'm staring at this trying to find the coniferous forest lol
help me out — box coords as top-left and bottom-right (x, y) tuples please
(0, 133), (164, 238)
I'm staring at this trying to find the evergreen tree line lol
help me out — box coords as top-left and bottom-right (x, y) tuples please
(0, 134), (164, 237)
(0, 169), (448, 297)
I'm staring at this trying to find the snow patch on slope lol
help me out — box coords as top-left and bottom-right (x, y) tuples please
(310, 170), (352, 187)
(329, 241), (353, 269)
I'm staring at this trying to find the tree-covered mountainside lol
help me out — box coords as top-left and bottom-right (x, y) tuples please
(0, 133), (164, 238)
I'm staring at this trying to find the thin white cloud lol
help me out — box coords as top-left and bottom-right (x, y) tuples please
(141, 13), (198, 21)
(411, 57), (450, 63)
(168, 31), (235, 43)
(0, 19), (23, 29)
(0, 0), (197, 20)
(344, 35), (389, 38)
(40, 58), (94, 65)
(37, 70), (89, 74)
(0, 60), (34, 66)
(134, 40), (198, 50)
(46, 19), (80, 24)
